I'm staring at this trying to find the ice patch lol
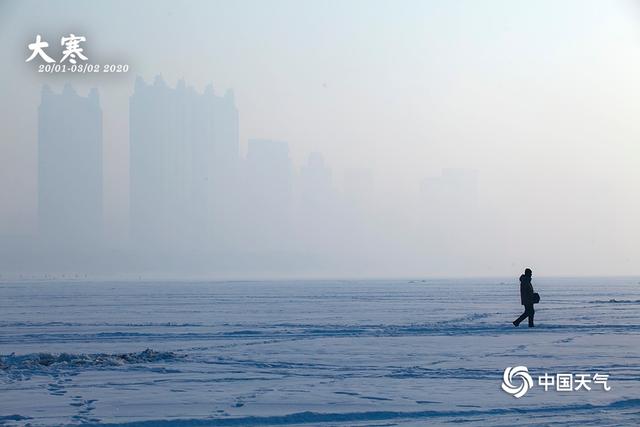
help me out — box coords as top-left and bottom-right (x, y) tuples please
(76, 398), (640, 426)
(591, 299), (640, 304)
(0, 321), (204, 328)
(0, 348), (183, 374)
(0, 414), (31, 422)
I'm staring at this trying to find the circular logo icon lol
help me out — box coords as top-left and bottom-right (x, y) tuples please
(502, 366), (533, 398)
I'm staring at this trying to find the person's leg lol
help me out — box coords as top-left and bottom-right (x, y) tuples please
(514, 308), (528, 326)
(527, 304), (535, 327)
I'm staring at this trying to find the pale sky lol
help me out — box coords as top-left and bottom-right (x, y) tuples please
(1, 0), (640, 276)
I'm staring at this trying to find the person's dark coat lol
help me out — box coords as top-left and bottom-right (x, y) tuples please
(519, 274), (534, 305)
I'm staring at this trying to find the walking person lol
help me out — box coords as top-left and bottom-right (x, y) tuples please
(513, 268), (537, 327)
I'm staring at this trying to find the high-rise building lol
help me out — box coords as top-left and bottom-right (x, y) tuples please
(300, 152), (332, 204)
(243, 139), (293, 248)
(38, 84), (103, 246)
(129, 76), (239, 249)
(296, 152), (336, 250)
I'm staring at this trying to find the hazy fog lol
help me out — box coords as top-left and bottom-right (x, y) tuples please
(1, 0), (640, 278)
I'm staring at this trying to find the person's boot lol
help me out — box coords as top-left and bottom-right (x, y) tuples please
(513, 320), (519, 327)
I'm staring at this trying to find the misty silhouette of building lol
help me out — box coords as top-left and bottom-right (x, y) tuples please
(38, 84), (103, 246)
(339, 168), (376, 246)
(295, 152), (336, 249)
(300, 152), (332, 203)
(242, 139), (293, 248)
(129, 76), (239, 249)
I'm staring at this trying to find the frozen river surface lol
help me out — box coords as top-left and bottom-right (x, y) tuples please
(1, 278), (639, 426)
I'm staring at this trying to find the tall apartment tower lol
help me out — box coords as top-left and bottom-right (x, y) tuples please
(38, 84), (103, 246)
(129, 76), (239, 249)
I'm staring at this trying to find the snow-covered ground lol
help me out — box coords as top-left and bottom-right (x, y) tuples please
(1, 278), (639, 426)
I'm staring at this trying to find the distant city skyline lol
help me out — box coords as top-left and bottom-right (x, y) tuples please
(20, 78), (480, 278)
(2, 0), (639, 277)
